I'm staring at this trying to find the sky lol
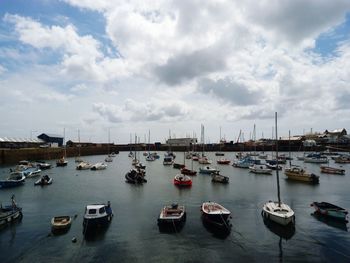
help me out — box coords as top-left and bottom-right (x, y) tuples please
(1, 0), (350, 144)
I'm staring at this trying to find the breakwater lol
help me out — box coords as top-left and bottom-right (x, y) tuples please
(0, 143), (329, 165)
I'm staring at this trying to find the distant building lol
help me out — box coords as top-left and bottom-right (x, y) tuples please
(37, 133), (64, 147)
(166, 138), (197, 147)
(323, 129), (347, 143)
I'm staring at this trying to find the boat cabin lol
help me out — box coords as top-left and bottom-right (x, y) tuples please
(84, 204), (110, 219)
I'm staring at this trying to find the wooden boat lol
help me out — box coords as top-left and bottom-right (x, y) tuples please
(173, 174), (192, 187)
(320, 166), (345, 175)
(216, 158), (231, 165)
(211, 172), (229, 184)
(201, 202), (231, 232)
(51, 216), (72, 231)
(157, 204), (186, 231)
(125, 169), (147, 184)
(83, 202), (113, 233)
(0, 195), (22, 227)
(34, 175), (53, 186)
(311, 202), (348, 222)
(199, 166), (218, 174)
(0, 172), (26, 188)
(249, 164), (272, 174)
(56, 157), (68, 167)
(285, 166), (319, 184)
(262, 113), (295, 227)
(180, 168), (197, 176)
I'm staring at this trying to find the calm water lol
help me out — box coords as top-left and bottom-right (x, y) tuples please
(0, 152), (349, 262)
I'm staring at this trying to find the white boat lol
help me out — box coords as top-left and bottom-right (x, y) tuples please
(157, 204), (186, 231)
(105, 156), (113, 162)
(91, 163), (107, 170)
(76, 161), (92, 170)
(198, 157), (212, 164)
(201, 202), (231, 232)
(199, 166), (218, 174)
(249, 164), (272, 174)
(262, 112), (295, 226)
(23, 167), (41, 178)
(51, 216), (72, 232)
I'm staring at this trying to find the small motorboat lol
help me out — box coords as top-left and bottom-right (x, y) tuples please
(198, 157), (212, 164)
(265, 163), (282, 170)
(201, 202), (231, 233)
(51, 216), (72, 233)
(145, 154), (155, 161)
(34, 175), (53, 186)
(285, 166), (319, 184)
(157, 203), (186, 232)
(83, 202), (113, 233)
(135, 163), (146, 169)
(0, 172), (26, 188)
(76, 161), (92, 170)
(311, 202), (348, 222)
(249, 164), (272, 175)
(180, 168), (197, 176)
(216, 158), (230, 165)
(56, 157), (68, 167)
(104, 156), (113, 162)
(211, 172), (229, 184)
(0, 195), (22, 227)
(320, 166), (345, 175)
(173, 174), (192, 187)
(91, 163), (107, 170)
(35, 161), (52, 170)
(163, 156), (174, 165)
(125, 169), (147, 184)
(23, 167), (42, 178)
(215, 152), (225, 156)
(199, 166), (218, 174)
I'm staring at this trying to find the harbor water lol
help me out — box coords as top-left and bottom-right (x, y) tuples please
(0, 152), (349, 262)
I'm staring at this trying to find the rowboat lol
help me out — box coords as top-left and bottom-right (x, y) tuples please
(311, 202), (348, 222)
(157, 203), (186, 232)
(51, 216), (72, 232)
(201, 202), (231, 233)
(320, 166), (345, 175)
(0, 195), (22, 227)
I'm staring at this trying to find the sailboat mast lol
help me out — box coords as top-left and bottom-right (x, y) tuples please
(275, 112), (281, 207)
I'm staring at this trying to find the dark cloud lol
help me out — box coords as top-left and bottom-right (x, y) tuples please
(246, 0), (350, 44)
(153, 47), (226, 86)
(198, 77), (261, 106)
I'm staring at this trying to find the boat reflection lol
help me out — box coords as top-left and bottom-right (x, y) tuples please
(311, 212), (348, 232)
(262, 216), (296, 240)
(201, 215), (232, 239)
(83, 223), (111, 242)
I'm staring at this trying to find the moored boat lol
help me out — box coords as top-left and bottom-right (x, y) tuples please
(201, 202), (231, 232)
(35, 161), (52, 170)
(76, 161), (92, 170)
(157, 203), (186, 232)
(51, 216), (72, 233)
(199, 166), (218, 174)
(173, 163), (185, 169)
(34, 175), (53, 186)
(262, 201), (295, 226)
(173, 174), (192, 187)
(285, 166), (319, 184)
(216, 158), (231, 165)
(311, 202), (348, 222)
(56, 157), (68, 167)
(180, 168), (197, 176)
(0, 172), (26, 188)
(320, 166), (345, 175)
(163, 156), (174, 165)
(249, 164), (272, 174)
(125, 169), (147, 184)
(83, 202), (113, 233)
(23, 167), (41, 178)
(91, 163), (107, 170)
(0, 195), (22, 227)
(211, 172), (229, 184)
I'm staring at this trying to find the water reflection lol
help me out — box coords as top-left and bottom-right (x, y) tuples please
(311, 212), (348, 232)
(201, 215), (232, 239)
(262, 217), (295, 240)
(83, 223), (111, 242)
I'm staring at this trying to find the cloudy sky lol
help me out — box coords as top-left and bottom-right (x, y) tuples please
(1, 0), (350, 144)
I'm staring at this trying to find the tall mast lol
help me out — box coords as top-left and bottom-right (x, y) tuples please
(275, 112), (281, 207)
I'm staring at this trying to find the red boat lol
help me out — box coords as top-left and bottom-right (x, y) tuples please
(181, 168), (197, 176)
(173, 174), (192, 187)
(216, 158), (231, 165)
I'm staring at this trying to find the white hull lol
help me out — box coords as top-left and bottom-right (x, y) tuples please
(262, 201), (295, 226)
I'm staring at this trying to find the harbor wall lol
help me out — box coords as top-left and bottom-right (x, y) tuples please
(0, 143), (334, 165)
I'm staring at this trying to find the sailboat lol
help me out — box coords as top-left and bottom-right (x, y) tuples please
(198, 124), (212, 164)
(181, 144), (197, 176)
(128, 134), (134, 158)
(75, 129), (83, 163)
(262, 112), (295, 226)
(57, 129), (68, 167)
(105, 129), (113, 162)
(145, 130), (155, 162)
(215, 126), (225, 156)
